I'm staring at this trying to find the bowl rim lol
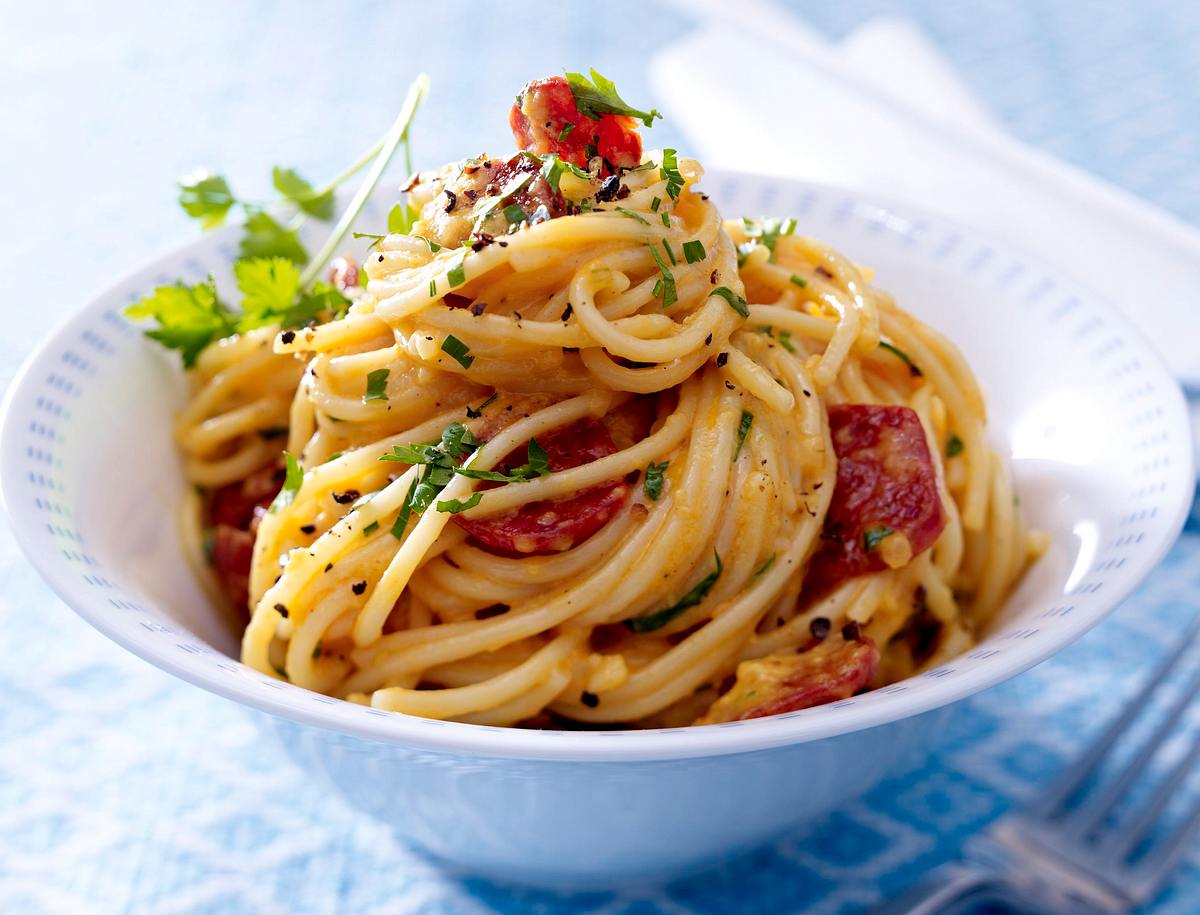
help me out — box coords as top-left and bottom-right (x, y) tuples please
(2, 172), (1193, 762)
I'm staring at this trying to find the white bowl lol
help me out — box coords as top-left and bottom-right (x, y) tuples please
(2, 173), (1192, 887)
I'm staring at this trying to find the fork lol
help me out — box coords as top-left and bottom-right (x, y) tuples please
(876, 615), (1200, 914)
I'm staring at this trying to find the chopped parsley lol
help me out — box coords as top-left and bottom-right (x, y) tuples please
(428, 278), (437, 297)
(614, 206), (650, 225)
(436, 492), (483, 514)
(710, 286), (749, 318)
(753, 553), (777, 578)
(644, 461), (668, 501)
(362, 520), (380, 536)
(563, 68), (662, 127)
(864, 525), (895, 551)
(503, 204), (526, 225)
(558, 123), (576, 141)
(740, 216), (797, 262)
(447, 254), (467, 289)
(682, 240), (706, 264)
(625, 551), (723, 633)
(660, 210), (671, 228)
(946, 434), (965, 458)
(661, 239), (677, 266)
(789, 274), (808, 288)
(441, 334), (474, 369)
(659, 148), (684, 200)
(879, 340), (922, 377)
(383, 424), (550, 534)
(387, 201), (417, 235)
(364, 368), (389, 402)
(269, 452), (303, 513)
(648, 243), (678, 307)
(650, 197), (662, 212)
(777, 330), (796, 353)
(734, 411), (754, 460)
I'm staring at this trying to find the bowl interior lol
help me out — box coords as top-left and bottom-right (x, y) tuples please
(2, 175), (1191, 760)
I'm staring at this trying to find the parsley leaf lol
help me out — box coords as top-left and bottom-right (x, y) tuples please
(710, 286), (749, 318)
(178, 172), (237, 229)
(879, 340), (922, 377)
(364, 368), (389, 403)
(234, 257), (302, 328)
(436, 492), (483, 514)
(441, 334), (474, 368)
(864, 525), (895, 551)
(648, 243), (677, 307)
(563, 68), (661, 127)
(239, 211), (309, 264)
(270, 452), (304, 513)
(625, 551), (723, 633)
(644, 461), (668, 501)
(271, 166), (335, 220)
(740, 216), (797, 261)
(734, 411), (754, 460)
(614, 206), (649, 225)
(682, 240), (706, 263)
(125, 277), (236, 368)
(388, 201), (417, 235)
(659, 148), (684, 200)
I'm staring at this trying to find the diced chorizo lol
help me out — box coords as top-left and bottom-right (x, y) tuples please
(805, 405), (945, 595)
(696, 636), (880, 724)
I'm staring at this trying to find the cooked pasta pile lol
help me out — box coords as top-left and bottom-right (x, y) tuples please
(166, 76), (1043, 728)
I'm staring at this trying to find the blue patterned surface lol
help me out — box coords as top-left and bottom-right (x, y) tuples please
(2, 1), (1200, 912)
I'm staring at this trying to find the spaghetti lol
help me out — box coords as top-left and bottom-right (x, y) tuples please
(168, 75), (1043, 728)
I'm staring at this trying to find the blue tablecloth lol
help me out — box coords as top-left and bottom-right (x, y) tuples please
(3, 2), (1199, 911)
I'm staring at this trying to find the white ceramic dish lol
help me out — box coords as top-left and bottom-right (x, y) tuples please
(1, 173), (1192, 887)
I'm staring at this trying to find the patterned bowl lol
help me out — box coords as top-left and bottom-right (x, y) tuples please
(1, 173), (1192, 887)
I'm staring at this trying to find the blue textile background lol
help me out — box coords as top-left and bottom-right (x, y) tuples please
(2, 2), (1199, 912)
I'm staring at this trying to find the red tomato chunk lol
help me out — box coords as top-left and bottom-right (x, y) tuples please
(510, 77), (643, 171)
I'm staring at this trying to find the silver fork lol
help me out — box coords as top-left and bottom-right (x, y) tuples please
(876, 615), (1200, 915)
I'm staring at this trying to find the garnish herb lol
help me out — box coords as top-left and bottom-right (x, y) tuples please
(312, 641), (323, 660)
(428, 278), (437, 297)
(130, 74), (429, 367)
(503, 204), (526, 225)
(270, 452), (303, 513)
(436, 492), (483, 514)
(644, 461), (668, 501)
(777, 330), (796, 353)
(864, 525), (895, 551)
(740, 216), (797, 261)
(946, 433), (965, 458)
(650, 197), (662, 212)
(558, 123), (576, 141)
(441, 334), (474, 368)
(734, 411), (754, 460)
(362, 520), (380, 536)
(789, 274), (808, 288)
(660, 211), (671, 228)
(352, 231), (385, 247)
(661, 239), (677, 266)
(625, 551), (723, 633)
(682, 240), (706, 263)
(364, 368), (390, 402)
(447, 254), (467, 288)
(382, 424), (550, 534)
(878, 340), (922, 377)
(659, 148), (684, 200)
(710, 286), (749, 318)
(563, 68), (661, 127)
(614, 206), (649, 225)
(648, 244), (678, 307)
(387, 201), (417, 235)
(753, 553), (777, 578)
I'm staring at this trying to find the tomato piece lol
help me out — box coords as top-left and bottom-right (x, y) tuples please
(211, 524), (254, 610)
(806, 405), (945, 595)
(697, 636), (880, 724)
(454, 418), (631, 554)
(510, 77), (643, 171)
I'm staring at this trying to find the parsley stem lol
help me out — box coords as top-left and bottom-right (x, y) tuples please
(298, 74), (429, 289)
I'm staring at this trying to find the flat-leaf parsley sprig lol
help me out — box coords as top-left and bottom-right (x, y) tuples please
(127, 74), (430, 368)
